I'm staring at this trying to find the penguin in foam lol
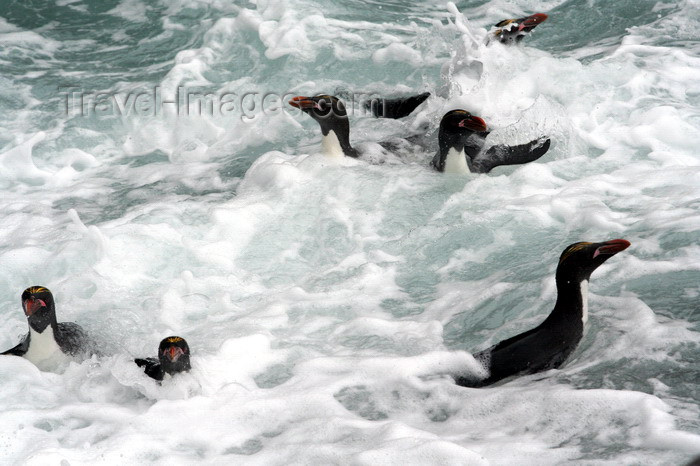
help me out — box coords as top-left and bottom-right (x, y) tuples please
(2, 286), (98, 370)
(135, 336), (191, 382)
(488, 13), (549, 45)
(432, 109), (550, 174)
(290, 95), (549, 173)
(454, 239), (630, 387)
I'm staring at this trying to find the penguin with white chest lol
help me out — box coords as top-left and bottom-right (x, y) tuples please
(289, 95), (361, 159)
(455, 239), (631, 387)
(2, 286), (97, 369)
(289, 95), (550, 173)
(432, 109), (550, 174)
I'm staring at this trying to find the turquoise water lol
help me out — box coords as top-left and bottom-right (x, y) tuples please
(0, 0), (699, 464)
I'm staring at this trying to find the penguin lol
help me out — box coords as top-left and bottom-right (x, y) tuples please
(1, 286), (97, 368)
(489, 13), (549, 45)
(455, 239), (631, 388)
(289, 95), (549, 172)
(432, 109), (550, 174)
(135, 336), (191, 381)
(289, 94), (360, 158)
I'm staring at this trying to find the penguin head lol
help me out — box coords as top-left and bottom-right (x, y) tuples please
(438, 109), (487, 153)
(21, 286), (56, 333)
(158, 336), (191, 375)
(494, 13), (548, 44)
(556, 239), (630, 283)
(289, 95), (349, 137)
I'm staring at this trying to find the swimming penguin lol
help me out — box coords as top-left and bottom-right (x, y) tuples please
(135, 336), (191, 381)
(455, 239), (631, 387)
(289, 94), (360, 158)
(1, 286), (97, 368)
(290, 95), (549, 172)
(432, 109), (550, 174)
(289, 93), (435, 158)
(489, 13), (549, 45)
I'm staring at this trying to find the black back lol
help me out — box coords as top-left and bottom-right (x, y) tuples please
(455, 239), (630, 387)
(55, 322), (94, 357)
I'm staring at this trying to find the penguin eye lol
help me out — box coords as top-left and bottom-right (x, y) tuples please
(312, 100), (335, 117)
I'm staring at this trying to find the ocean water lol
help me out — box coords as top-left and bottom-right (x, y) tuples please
(0, 0), (699, 464)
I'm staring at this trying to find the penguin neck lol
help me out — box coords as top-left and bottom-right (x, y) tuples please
(547, 277), (589, 327)
(321, 128), (357, 158)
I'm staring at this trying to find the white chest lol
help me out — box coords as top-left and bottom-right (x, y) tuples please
(443, 147), (469, 174)
(24, 326), (67, 366)
(580, 280), (589, 325)
(321, 130), (345, 158)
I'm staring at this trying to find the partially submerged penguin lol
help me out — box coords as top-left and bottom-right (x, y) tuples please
(489, 13), (549, 45)
(1, 286), (97, 368)
(455, 239), (631, 387)
(432, 109), (550, 174)
(135, 336), (191, 381)
(289, 94), (360, 158)
(290, 95), (549, 173)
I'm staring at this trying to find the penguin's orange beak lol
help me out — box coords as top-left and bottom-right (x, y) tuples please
(459, 115), (487, 132)
(289, 96), (316, 109)
(520, 13), (548, 31)
(164, 346), (185, 362)
(593, 239), (631, 258)
(24, 297), (47, 316)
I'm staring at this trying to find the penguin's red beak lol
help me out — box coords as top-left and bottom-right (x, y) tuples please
(24, 297), (47, 316)
(593, 239), (631, 258)
(520, 13), (548, 31)
(165, 346), (184, 362)
(459, 115), (487, 132)
(289, 96), (316, 109)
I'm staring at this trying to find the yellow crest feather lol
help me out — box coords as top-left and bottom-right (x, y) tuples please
(559, 242), (592, 264)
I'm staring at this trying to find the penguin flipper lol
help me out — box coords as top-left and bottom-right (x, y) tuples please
(135, 357), (165, 381)
(56, 322), (99, 357)
(367, 92), (430, 119)
(471, 137), (550, 173)
(1, 334), (29, 356)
